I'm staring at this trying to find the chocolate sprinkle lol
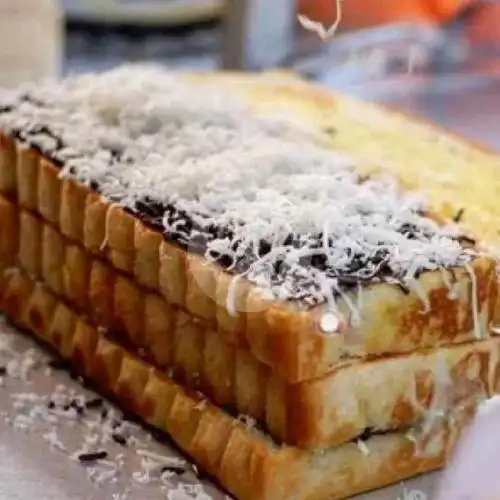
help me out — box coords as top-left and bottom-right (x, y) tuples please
(111, 433), (128, 447)
(453, 208), (465, 223)
(358, 427), (375, 441)
(457, 235), (476, 246)
(70, 400), (84, 416)
(160, 465), (187, 476)
(78, 451), (108, 463)
(85, 397), (103, 410)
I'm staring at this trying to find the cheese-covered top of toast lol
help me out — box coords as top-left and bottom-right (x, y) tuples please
(0, 65), (478, 308)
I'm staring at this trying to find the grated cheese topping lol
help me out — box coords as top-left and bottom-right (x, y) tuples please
(0, 65), (477, 306)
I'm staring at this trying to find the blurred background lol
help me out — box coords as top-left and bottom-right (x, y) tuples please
(2, 0), (499, 149)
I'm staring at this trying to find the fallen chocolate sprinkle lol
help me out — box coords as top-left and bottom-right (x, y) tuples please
(160, 465), (187, 476)
(0, 366), (6, 376)
(85, 397), (103, 410)
(0, 333), (231, 495)
(78, 451), (108, 463)
(111, 433), (128, 446)
(70, 400), (84, 416)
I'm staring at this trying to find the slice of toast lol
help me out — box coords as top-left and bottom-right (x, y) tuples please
(0, 265), (476, 500)
(198, 71), (500, 319)
(2, 195), (498, 449)
(0, 67), (497, 384)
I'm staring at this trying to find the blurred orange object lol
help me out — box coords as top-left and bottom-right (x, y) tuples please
(467, 2), (500, 43)
(298, 0), (473, 29)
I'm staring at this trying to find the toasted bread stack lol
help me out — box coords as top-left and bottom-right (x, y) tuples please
(0, 66), (498, 499)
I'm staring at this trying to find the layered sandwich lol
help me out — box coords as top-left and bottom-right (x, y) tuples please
(0, 65), (498, 499)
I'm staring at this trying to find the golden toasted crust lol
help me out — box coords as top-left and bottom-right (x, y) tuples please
(1, 195), (498, 448)
(0, 265), (475, 500)
(0, 128), (496, 384)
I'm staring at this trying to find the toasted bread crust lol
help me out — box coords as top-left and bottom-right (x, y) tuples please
(1, 195), (497, 448)
(0, 265), (475, 500)
(0, 133), (496, 384)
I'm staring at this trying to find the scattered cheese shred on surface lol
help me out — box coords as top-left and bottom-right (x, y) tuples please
(0, 65), (477, 306)
(0, 326), (215, 500)
(397, 486), (428, 500)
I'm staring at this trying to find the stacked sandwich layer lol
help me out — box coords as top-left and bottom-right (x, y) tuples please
(0, 66), (498, 500)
